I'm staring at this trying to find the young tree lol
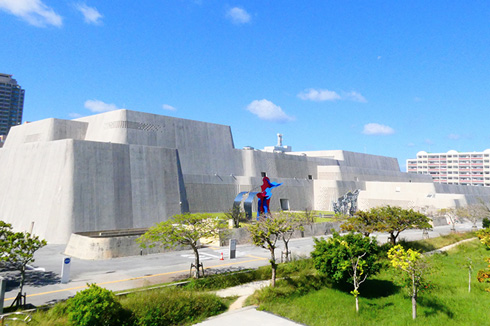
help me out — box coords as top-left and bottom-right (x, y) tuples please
(340, 209), (379, 237)
(0, 222), (47, 308)
(224, 204), (245, 228)
(138, 213), (227, 278)
(276, 212), (305, 262)
(374, 206), (432, 245)
(311, 232), (381, 313)
(476, 228), (490, 291)
(388, 245), (427, 319)
(247, 216), (288, 287)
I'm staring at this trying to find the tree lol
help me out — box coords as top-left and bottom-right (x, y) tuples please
(276, 212), (305, 262)
(138, 213), (227, 278)
(0, 221), (47, 307)
(388, 245), (427, 319)
(311, 232), (381, 313)
(224, 204), (245, 228)
(340, 209), (379, 237)
(456, 204), (490, 229)
(247, 216), (289, 287)
(374, 206), (432, 245)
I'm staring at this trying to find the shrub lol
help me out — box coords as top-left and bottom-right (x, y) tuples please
(121, 287), (225, 325)
(311, 232), (381, 282)
(483, 217), (490, 229)
(65, 284), (131, 326)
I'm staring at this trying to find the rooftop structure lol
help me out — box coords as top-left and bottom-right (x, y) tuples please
(0, 74), (24, 136)
(407, 150), (490, 187)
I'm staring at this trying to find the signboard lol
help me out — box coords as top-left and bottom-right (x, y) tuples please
(61, 257), (71, 284)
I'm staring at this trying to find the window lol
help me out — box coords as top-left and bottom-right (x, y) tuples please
(308, 175), (313, 180)
(280, 199), (290, 211)
(261, 172), (267, 178)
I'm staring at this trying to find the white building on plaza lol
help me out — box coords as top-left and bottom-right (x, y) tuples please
(407, 150), (490, 187)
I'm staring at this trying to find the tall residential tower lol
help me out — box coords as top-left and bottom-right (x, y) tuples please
(0, 74), (24, 136)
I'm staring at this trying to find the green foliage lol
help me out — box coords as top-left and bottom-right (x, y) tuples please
(138, 213), (227, 278)
(374, 206), (432, 245)
(0, 220), (47, 302)
(224, 205), (245, 228)
(340, 210), (379, 236)
(65, 284), (130, 326)
(477, 228), (490, 249)
(311, 232), (381, 283)
(138, 213), (226, 250)
(340, 206), (432, 245)
(120, 287), (225, 326)
(185, 270), (258, 290)
(247, 216), (291, 286)
(483, 217), (490, 229)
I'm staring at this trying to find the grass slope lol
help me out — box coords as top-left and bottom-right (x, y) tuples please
(258, 238), (490, 326)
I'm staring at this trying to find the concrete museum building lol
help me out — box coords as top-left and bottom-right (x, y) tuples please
(1, 109), (490, 244)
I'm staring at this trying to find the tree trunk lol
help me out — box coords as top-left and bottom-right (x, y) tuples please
(283, 238), (290, 262)
(412, 277), (417, 319)
(20, 265), (26, 295)
(270, 247), (276, 287)
(355, 296), (359, 313)
(468, 269), (471, 293)
(192, 246), (201, 278)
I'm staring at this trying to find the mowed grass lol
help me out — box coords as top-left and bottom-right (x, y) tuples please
(257, 238), (490, 326)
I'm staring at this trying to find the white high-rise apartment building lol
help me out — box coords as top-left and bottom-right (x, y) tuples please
(407, 150), (490, 187)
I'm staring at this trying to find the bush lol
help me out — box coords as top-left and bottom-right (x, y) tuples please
(311, 232), (381, 282)
(65, 284), (131, 326)
(121, 287), (225, 326)
(483, 217), (490, 229)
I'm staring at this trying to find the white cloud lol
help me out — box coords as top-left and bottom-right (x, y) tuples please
(246, 99), (294, 122)
(0, 0), (62, 27)
(84, 99), (121, 113)
(162, 104), (176, 111)
(448, 133), (460, 140)
(343, 91), (367, 103)
(298, 88), (367, 103)
(226, 7), (251, 24)
(407, 142), (415, 147)
(68, 112), (82, 118)
(298, 89), (341, 102)
(424, 139), (434, 145)
(362, 123), (395, 135)
(75, 3), (102, 25)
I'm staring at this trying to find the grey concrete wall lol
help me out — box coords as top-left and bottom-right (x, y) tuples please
(0, 140), (75, 243)
(4, 119), (88, 148)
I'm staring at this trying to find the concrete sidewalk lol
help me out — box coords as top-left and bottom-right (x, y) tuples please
(194, 306), (304, 326)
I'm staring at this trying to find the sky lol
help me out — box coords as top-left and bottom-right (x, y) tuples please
(2, 1), (490, 171)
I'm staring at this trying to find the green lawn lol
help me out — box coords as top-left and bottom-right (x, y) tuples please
(256, 239), (490, 326)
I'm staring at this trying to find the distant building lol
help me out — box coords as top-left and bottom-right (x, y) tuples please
(0, 74), (24, 136)
(407, 150), (490, 187)
(263, 133), (292, 153)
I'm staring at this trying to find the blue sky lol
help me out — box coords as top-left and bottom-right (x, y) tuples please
(2, 1), (490, 170)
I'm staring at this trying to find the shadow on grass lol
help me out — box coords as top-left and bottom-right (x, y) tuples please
(419, 297), (454, 318)
(332, 279), (400, 299)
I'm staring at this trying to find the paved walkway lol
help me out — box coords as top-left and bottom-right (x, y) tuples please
(194, 306), (304, 326)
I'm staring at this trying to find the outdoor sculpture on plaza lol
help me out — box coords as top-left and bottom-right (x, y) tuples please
(332, 189), (360, 216)
(233, 176), (282, 220)
(256, 176), (282, 218)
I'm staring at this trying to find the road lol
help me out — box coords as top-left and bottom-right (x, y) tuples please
(0, 222), (476, 308)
